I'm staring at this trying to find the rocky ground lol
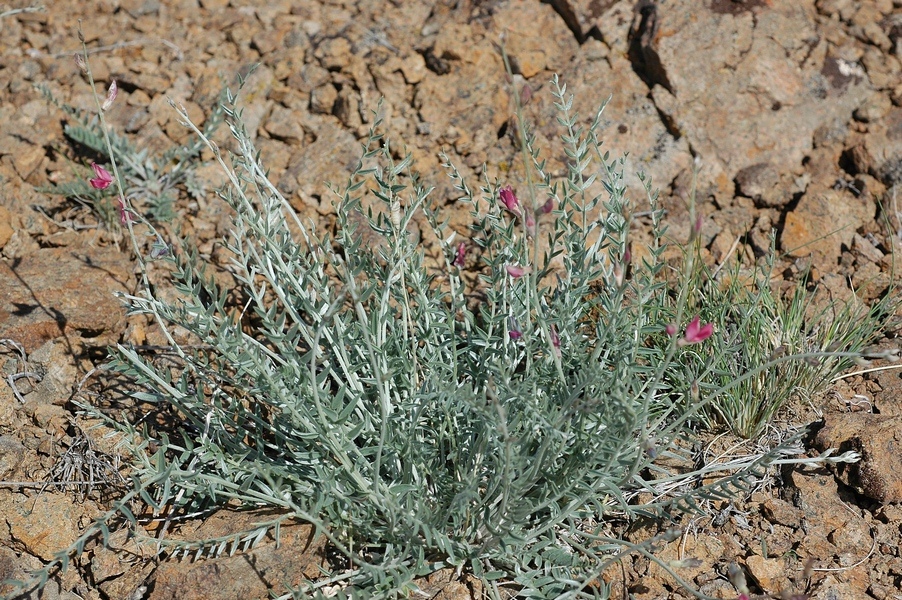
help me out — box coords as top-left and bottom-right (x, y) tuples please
(1, 0), (902, 598)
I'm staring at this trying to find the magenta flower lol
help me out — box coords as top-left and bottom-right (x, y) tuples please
(453, 241), (466, 267)
(549, 324), (560, 349)
(102, 79), (118, 111)
(89, 162), (113, 190)
(499, 186), (521, 215)
(539, 197), (554, 214)
(505, 264), (529, 278)
(679, 316), (714, 345)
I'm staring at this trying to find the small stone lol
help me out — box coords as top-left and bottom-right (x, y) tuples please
(12, 143), (44, 180)
(761, 496), (803, 529)
(0, 206), (13, 249)
(874, 505), (902, 525)
(310, 83), (337, 114)
(264, 105), (306, 144)
(745, 556), (791, 594)
(852, 233), (884, 263)
(0, 436), (25, 479)
(854, 93), (892, 122)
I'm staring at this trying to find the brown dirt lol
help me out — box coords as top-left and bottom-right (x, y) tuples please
(1, 0), (902, 599)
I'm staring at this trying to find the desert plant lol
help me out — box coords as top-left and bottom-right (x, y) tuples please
(668, 231), (896, 439)
(5, 52), (868, 599)
(36, 77), (224, 223)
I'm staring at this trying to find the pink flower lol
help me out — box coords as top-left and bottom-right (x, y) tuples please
(539, 197), (554, 214)
(499, 186), (521, 215)
(505, 264), (529, 278)
(549, 324), (560, 349)
(679, 316), (714, 345)
(453, 241), (466, 267)
(89, 162), (113, 190)
(525, 210), (535, 230)
(102, 79), (118, 111)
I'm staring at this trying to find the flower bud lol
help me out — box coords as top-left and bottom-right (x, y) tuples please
(102, 79), (118, 111)
(499, 186), (521, 215)
(453, 242), (466, 267)
(74, 53), (87, 73)
(508, 317), (522, 340)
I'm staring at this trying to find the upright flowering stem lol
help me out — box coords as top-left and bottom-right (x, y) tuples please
(77, 36), (132, 239)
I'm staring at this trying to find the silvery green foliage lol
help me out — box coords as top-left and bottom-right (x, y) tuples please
(23, 76), (858, 600)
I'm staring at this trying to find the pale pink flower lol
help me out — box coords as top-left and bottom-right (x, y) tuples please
(102, 79), (118, 111)
(453, 241), (466, 267)
(679, 316), (714, 345)
(505, 264), (529, 278)
(499, 186), (521, 215)
(524, 210), (535, 230)
(549, 324), (560, 349)
(665, 323), (678, 337)
(89, 162), (113, 190)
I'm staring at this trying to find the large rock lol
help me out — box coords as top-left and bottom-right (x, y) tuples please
(0, 247), (131, 353)
(525, 46), (693, 196)
(780, 184), (875, 270)
(150, 511), (326, 600)
(3, 492), (99, 561)
(814, 413), (902, 504)
(592, 0), (872, 202)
